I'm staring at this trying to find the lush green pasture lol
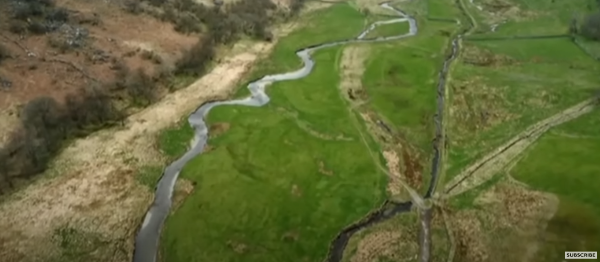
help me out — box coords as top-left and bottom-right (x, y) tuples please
(511, 108), (600, 261)
(427, 0), (462, 20)
(365, 21), (410, 38)
(160, 4), (389, 262)
(465, 0), (596, 36)
(444, 37), (600, 182)
(362, 19), (456, 164)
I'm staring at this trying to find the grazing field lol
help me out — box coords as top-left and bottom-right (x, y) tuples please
(510, 108), (600, 261)
(160, 4), (389, 262)
(361, 17), (458, 192)
(444, 37), (600, 183)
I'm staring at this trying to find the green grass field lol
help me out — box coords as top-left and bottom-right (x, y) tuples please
(365, 21), (410, 38)
(511, 108), (600, 261)
(444, 37), (600, 183)
(160, 4), (390, 262)
(361, 18), (457, 192)
(427, 0), (463, 20)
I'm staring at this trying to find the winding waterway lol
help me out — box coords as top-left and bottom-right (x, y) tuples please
(133, 3), (430, 262)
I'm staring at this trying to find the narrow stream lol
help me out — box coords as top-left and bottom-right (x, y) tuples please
(132, 3), (418, 262)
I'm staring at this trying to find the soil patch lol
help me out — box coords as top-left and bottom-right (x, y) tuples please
(461, 44), (515, 67)
(209, 122), (231, 138)
(448, 77), (514, 146)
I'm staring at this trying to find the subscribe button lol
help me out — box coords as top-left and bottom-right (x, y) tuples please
(566, 252), (598, 259)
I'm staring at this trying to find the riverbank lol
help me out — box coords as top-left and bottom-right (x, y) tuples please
(0, 2), (338, 260)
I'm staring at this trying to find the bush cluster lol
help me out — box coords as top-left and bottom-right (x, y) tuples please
(580, 11), (600, 41)
(0, 43), (10, 63)
(9, 0), (70, 35)
(0, 88), (122, 194)
(165, 0), (305, 76)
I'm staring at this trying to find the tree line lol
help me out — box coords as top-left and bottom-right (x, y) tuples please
(0, 0), (306, 194)
(136, 0), (306, 76)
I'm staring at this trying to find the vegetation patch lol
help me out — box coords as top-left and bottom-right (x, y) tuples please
(365, 21), (410, 38)
(136, 165), (164, 190)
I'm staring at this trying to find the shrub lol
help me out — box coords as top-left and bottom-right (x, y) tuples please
(28, 21), (48, 35)
(8, 20), (27, 34)
(0, 44), (10, 63)
(580, 12), (600, 41)
(124, 68), (157, 106)
(175, 37), (215, 76)
(123, 0), (142, 14)
(0, 86), (122, 194)
(45, 7), (69, 22)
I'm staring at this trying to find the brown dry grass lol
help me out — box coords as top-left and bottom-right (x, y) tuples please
(343, 208), (450, 262)
(209, 122), (231, 138)
(171, 179), (195, 214)
(477, 0), (541, 25)
(447, 180), (558, 262)
(351, 231), (404, 262)
(448, 77), (514, 145)
(461, 44), (515, 68)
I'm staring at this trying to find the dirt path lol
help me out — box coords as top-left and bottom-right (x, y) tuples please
(441, 98), (598, 198)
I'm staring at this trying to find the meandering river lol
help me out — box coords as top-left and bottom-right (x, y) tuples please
(131, 3), (453, 262)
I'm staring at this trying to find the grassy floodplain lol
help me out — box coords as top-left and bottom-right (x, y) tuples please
(364, 21), (410, 38)
(510, 108), (600, 261)
(160, 4), (391, 262)
(361, 16), (458, 193)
